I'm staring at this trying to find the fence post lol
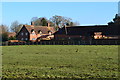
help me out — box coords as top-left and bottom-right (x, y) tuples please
(83, 41), (85, 45)
(90, 40), (91, 45)
(58, 41), (59, 45)
(51, 41), (52, 45)
(115, 41), (117, 45)
(6, 42), (8, 46)
(96, 41), (97, 45)
(109, 41), (110, 45)
(102, 40), (103, 45)
(68, 41), (69, 45)
(78, 41), (80, 45)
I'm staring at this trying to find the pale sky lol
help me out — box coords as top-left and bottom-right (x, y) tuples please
(1, 2), (118, 27)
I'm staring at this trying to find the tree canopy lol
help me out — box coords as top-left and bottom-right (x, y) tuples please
(0, 24), (9, 33)
(50, 15), (72, 27)
(49, 15), (79, 30)
(31, 15), (80, 30)
(31, 17), (48, 26)
(0, 25), (9, 42)
(108, 14), (120, 25)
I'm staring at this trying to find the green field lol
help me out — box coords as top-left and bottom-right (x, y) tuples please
(2, 45), (119, 79)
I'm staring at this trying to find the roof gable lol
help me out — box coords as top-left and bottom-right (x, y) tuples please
(21, 25), (56, 34)
(16, 25), (30, 37)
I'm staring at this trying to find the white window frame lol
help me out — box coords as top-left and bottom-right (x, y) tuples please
(21, 32), (23, 36)
(32, 38), (36, 40)
(49, 32), (52, 35)
(21, 38), (24, 40)
(32, 33), (35, 35)
(39, 31), (42, 35)
(26, 33), (28, 35)
(25, 38), (28, 40)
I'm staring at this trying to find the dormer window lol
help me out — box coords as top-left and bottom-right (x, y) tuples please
(32, 33), (35, 35)
(38, 30), (42, 35)
(48, 31), (52, 35)
(31, 29), (34, 32)
(31, 29), (36, 35)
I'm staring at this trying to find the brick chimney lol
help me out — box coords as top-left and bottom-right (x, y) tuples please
(31, 22), (34, 25)
(47, 22), (50, 27)
(31, 22), (34, 28)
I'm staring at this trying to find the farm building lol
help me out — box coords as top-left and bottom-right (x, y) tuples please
(54, 14), (120, 41)
(16, 15), (120, 42)
(54, 23), (120, 41)
(16, 22), (56, 42)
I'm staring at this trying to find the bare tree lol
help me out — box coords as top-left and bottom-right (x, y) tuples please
(72, 21), (80, 26)
(10, 21), (21, 33)
(50, 15), (72, 27)
(50, 15), (63, 27)
(31, 17), (39, 22)
(0, 25), (9, 42)
(0, 24), (9, 33)
(49, 15), (79, 30)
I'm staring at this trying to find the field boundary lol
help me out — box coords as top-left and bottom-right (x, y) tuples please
(2, 40), (120, 46)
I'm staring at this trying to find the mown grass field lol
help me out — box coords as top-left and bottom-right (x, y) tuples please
(2, 45), (118, 79)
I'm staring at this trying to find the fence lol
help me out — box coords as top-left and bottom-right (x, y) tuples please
(2, 40), (120, 46)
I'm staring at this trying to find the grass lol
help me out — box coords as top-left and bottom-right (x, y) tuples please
(2, 45), (119, 79)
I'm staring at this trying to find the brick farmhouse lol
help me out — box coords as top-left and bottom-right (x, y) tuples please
(16, 22), (56, 42)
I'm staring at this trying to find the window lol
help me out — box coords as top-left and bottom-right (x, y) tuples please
(32, 33), (35, 35)
(25, 38), (28, 40)
(69, 37), (71, 39)
(38, 30), (42, 35)
(48, 31), (52, 35)
(80, 36), (82, 38)
(32, 38), (36, 40)
(21, 33), (23, 36)
(31, 29), (35, 35)
(31, 29), (34, 32)
(94, 32), (103, 39)
(39, 31), (42, 35)
(26, 33), (28, 35)
(21, 38), (24, 40)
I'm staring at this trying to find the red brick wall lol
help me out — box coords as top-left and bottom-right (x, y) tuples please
(30, 31), (37, 41)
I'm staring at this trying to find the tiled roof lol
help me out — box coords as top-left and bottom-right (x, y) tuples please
(8, 32), (16, 37)
(54, 25), (109, 35)
(24, 25), (56, 34)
